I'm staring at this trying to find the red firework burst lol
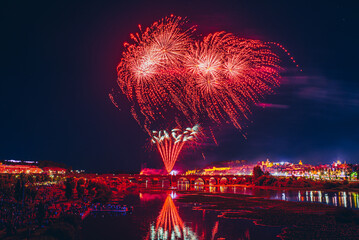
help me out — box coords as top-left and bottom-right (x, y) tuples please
(185, 32), (280, 129)
(117, 15), (196, 130)
(115, 16), (296, 172)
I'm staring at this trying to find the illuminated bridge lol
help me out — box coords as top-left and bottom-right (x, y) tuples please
(130, 174), (246, 186)
(79, 173), (248, 187)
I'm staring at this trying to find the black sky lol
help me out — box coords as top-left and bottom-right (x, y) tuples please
(1, 0), (358, 172)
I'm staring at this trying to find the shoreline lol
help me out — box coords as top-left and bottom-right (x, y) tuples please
(222, 184), (359, 192)
(175, 192), (359, 239)
(174, 182), (359, 192)
(139, 184), (359, 195)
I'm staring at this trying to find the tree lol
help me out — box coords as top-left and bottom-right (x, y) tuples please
(65, 178), (75, 200)
(76, 178), (85, 199)
(14, 179), (23, 202)
(87, 180), (96, 196)
(93, 185), (112, 204)
(252, 166), (264, 180)
(37, 202), (46, 225)
(26, 187), (38, 201)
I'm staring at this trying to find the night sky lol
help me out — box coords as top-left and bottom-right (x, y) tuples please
(1, 0), (358, 173)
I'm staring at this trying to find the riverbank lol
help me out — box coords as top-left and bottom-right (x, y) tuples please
(177, 192), (359, 239)
(223, 183), (359, 192)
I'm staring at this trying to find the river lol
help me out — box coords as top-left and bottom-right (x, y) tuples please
(81, 191), (282, 240)
(80, 184), (359, 239)
(177, 183), (359, 209)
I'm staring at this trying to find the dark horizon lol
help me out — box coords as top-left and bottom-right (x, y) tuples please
(1, 0), (358, 173)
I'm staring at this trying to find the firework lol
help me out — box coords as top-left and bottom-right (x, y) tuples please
(115, 16), (293, 171)
(151, 124), (200, 173)
(185, 32), (281, 129)
(146, 195), (198, 240)
(108, 90), (121, 111)
(117, 15), (195, 129)
(116, 16), (284, 132)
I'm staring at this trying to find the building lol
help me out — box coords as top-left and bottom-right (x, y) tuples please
(0, 163), (43, 174)
(42, 167), (67, 175)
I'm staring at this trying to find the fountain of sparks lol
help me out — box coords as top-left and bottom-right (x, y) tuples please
(151, 125), (200, 174)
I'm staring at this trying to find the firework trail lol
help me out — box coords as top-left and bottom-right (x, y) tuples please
(108, 91), (121, 111)
(151, 124), (200, 173)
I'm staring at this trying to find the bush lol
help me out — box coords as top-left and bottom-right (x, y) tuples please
(92, 183), (113, 204)
(253, 175), (277, 186)
(264, 176), (277, 186)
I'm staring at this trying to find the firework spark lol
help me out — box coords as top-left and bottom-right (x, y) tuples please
(108, 91), (121, 111)
(151, 124), (200, 173)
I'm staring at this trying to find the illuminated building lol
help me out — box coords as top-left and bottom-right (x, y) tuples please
(184, 159), (357, 180)
(203, 167), (231, 173)
(42, 167), (67, 174)
(0, 163), (43, 174)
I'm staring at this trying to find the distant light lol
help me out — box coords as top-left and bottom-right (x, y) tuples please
(170, 170), (178, 176)
(170, 191), (177, 199)
(6, 160), (22, 163)
(24, 160), (35, 164)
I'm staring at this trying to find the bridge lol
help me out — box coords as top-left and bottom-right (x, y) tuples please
(129, 174), (248, 186)
(72, 173), (249, 188)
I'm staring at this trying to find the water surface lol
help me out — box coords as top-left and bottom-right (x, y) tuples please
(81, 192), (282, 240)
(177, 183), (359, 209)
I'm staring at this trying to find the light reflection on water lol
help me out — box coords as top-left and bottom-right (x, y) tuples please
(82, 191), (282, 240)
(145, 195), (198, 240)
(176, 183), (359, 209)
(142, 192), (282, 240)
